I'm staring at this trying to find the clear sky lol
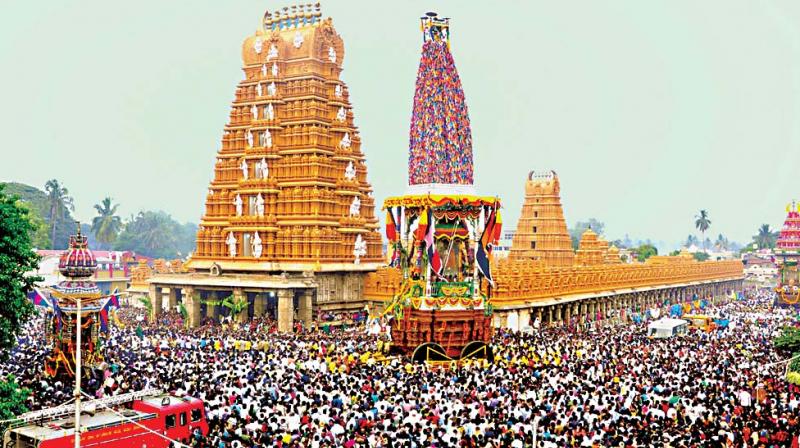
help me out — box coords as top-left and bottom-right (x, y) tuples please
(2, 1), (800, 250)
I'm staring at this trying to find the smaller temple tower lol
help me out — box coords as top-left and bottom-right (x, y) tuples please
(509, 171), (574, 266)
(574, 228), (608, 266)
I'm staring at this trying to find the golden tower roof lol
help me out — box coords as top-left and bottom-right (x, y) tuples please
(188, 4), (382, 273)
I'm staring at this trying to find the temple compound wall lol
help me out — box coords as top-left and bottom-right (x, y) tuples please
(364, 170), (745, 330)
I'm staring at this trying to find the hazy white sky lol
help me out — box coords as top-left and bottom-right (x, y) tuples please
(2, 1), (800, 249)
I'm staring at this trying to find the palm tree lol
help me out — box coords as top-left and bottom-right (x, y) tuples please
(44, 179), (74, 249)
(91, 197), (122, 249)
(695, 210), (711, 252)
(754, 224), (778, 249)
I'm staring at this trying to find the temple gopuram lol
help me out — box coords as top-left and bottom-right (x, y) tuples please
(148, 4), (382, 331)
(509, 171), (574, 266)
(775, 201), (800, 305)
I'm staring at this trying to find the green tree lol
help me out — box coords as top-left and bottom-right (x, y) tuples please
(0, 184), (41, 359)
(0, 375), (30, 432)
(669, 249), (681, 256)
(569, 219), (605, 250)
(1, 182), (77, 249)
(693, 252), (710, 261)
(16, 201), (50, 249)
(44, 179), (75, 249)
(91, 197), (122, 249)
(694, 210), (711, 252)
(635, 244), (658, 262)
(753, 224), (779, 250)
(114, 211), (197, 259)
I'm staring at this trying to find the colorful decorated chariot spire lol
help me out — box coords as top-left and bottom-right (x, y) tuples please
(52, 225), (101, 299)
(408, 12), (473, 193)
(777, 200), (800, 253)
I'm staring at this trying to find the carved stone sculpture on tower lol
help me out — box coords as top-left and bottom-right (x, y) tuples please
(261, 129), (273, 148)
(340, 132), (351, 149)
(256, 193), (265, 217)
(258, 158), (269, 179)
(252, 231), (262, 258)
(350, 196), (361, 217)
(251, 105), (258, 120)
(234, 194), (243, 216)
(353, 234), (367, 264)
(272, 63), (278, 76)
(254, 38), (263, 54)
(293, 31), (304, 48)
(336, 107), (346, 122)
(226, 232), (237, 257)
(335, 84), (342, 98)
(267, 44), (278, 60)
(267, 103), (274, 120)
(257, 83), (263, 97)
(261, 64), (267, 76)
(267, 82), (277, 96)
(247, 131), (254, 147)
(328, 46), (337, 63)
(344, 161), (356, 181)
(240, 159), (248, 180)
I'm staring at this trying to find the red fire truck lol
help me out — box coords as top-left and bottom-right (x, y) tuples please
(3, 390), (208, 448)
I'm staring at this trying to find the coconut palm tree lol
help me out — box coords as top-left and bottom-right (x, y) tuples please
(695, 210), (711, 252)
(754, 224), (778, 249)
(44, 179), (74, 249)
(91, 197), (122, 249)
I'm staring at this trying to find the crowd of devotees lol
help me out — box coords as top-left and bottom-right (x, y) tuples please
(1, 288), (799, 447)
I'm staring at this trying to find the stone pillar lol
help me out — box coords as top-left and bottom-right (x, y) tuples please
(167, 288), (178, 312)
(298, 289), (313, 329)
(182, 287), (201, 328)
(547, 306), (553, 324)
(536, 308), (543, 325)
(149, 284), (163, 321)
(277, 289), (294, 333)
(564, 304), (571, 325)
(555, 305), (562, 323)
(233, 288), (247, 324)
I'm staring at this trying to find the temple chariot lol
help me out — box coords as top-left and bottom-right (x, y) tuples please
(33, 228), (117, 378)
(775, 201), (800, 306)
(382, 13), (501, 362)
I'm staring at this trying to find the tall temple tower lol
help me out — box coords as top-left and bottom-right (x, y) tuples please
(149, 5), (384, 329)
(190, 4), (382, 272)
(509, 171), (574, 266)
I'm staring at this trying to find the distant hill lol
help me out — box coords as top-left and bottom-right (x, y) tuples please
(1, 182), (77, 249)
